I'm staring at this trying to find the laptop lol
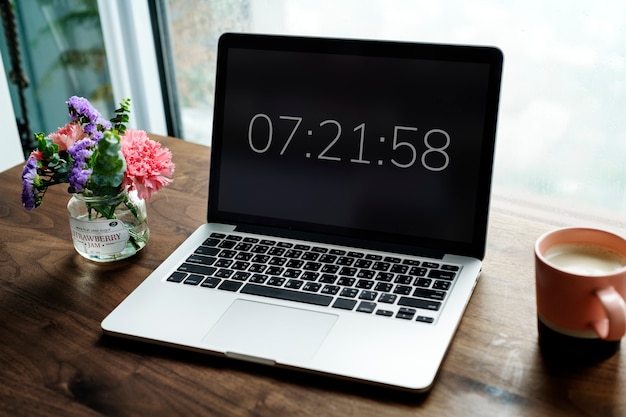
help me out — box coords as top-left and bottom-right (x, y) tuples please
(102, 32), (503, 392)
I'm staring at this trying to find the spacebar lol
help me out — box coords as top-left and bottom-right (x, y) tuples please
(240, 283), (333, 307)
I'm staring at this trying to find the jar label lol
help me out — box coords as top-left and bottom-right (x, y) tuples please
(69, 218), (130, 255)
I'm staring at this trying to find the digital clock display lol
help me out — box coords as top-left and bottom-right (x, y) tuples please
(210, 37), (500, 253)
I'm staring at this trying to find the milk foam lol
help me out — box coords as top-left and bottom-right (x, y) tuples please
(544, 243), (626, 276)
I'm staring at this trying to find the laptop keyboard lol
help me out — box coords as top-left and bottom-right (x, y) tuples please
(166, 232), (461, 324)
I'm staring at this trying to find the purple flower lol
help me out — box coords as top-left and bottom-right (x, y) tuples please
(67, 96), (111, 141)
(21, 156), (39, 210)
(68, 138), (95, 192)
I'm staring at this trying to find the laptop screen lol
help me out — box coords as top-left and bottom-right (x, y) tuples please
(209, 34), (502, 258)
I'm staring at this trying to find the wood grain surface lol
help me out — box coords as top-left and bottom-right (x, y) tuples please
(0, 135), (623, 417)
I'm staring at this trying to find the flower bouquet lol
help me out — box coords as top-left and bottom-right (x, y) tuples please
(21, 96), (174, 261)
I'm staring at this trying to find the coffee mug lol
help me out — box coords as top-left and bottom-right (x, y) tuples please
(535, 227), (626, 362)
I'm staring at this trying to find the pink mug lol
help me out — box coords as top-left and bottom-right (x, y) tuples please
(535, 227), (626, 361)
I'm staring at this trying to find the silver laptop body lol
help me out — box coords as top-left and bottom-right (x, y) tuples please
(102, 33), (503, 392)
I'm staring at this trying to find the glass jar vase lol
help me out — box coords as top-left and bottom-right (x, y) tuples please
(67, 189), (149, 262)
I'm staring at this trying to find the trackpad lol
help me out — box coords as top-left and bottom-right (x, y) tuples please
(202, 299), (338, 363)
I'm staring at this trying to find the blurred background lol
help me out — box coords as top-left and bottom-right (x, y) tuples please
(2, 0), (625, 225)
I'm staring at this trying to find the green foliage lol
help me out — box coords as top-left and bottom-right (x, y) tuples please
(110, 98), (131, 135)
(88, 130), (126, 196)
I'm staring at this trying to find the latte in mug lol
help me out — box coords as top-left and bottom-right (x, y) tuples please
(544, 243), (626, 276)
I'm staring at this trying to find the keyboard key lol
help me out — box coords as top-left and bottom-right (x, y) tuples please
(167, 271), (187, 283)
(428, 270), (456, 280)
(248, 264), (266, 274)
(303, 262), (322, 271)
(393, 285), (412, 295)
(332, 298), (357, 310)
(354, 259), (373, 269)
(215, 269), (234, 279)
(319, 254), (337, 263)
(441, 264), (460, 271)
(338, 267), (357, 276)
(268, 257), (287, 266)
(357, 270), (375, 279)
(355, 279), (374, 289)
(178, 263), (217, 276)
(184, 274), (204, 285)
(374, 283), (393, 293)
(285, 249), (303, 258)
(186, 254), (217, 265)
(372, 261), (390, 271)
(396, 307), (416, 320)
(417, 316), (435, 324)
(398, 296), (441, 311)
(336, 257), (355, 266)
(337, 277), (356, 287)
(194, 246), (220, 256)
(218, 240), (237, 249)
(241, 283), (333, 306)
(234, 243), (253, 251)
(286, 259), (304, 268)
(201, 277), (221, 288)
(251, 245), (269, 254)
(302, 252), (320, 261)
(375, 272), (394, 282)
(390, 264), (408, 274)
(214, 259), (233, 268)
(303, 282), (322, 292)
(340, 288), (358, 298)
(422, 262), (440, 269)
(321, 285), (340, 295)
(266, 266), (284, 276)
(319, 274), (337, 284)
(433, 280), (451, 290)
(268, 247), (286, 256)
(284, 269), (302, 278)
(232, 271), (251, 281)
(384, 256), (402, 263)
(231, 261), (250, 270)
(203, 237), (221, 246)
(285, 279), (304, 289)
(394, 275), (412, 285)
(379, 293), (397, 304)
(414, 277), (432, 287)
(267, 277), (286, 286)
(409, 267), (427, 276)
(218, 280), (243, 292)
(359, 291), (378, 301)
(301, 272), (320, 281)
(249, 274), (268, 284)
(413, 288), (447, 301)
(356, 301), (376, 313)
(376, 309), (393, 317)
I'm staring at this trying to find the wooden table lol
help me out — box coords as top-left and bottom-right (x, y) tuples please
(1, 135), (623, 417)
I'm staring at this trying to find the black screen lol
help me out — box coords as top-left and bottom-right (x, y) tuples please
(210, 34), (502, 258)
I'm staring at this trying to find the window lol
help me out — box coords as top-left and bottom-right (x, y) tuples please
(160, 0), (626, 220)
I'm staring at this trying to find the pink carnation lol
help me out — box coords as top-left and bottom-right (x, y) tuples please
(120, 129), (174, 200)
(49, 122), (85, 151)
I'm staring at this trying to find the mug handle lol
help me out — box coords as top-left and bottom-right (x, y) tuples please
(591, 287), (626, 341)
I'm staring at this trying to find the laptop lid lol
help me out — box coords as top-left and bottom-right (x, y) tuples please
(208, 33), (503, 260)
